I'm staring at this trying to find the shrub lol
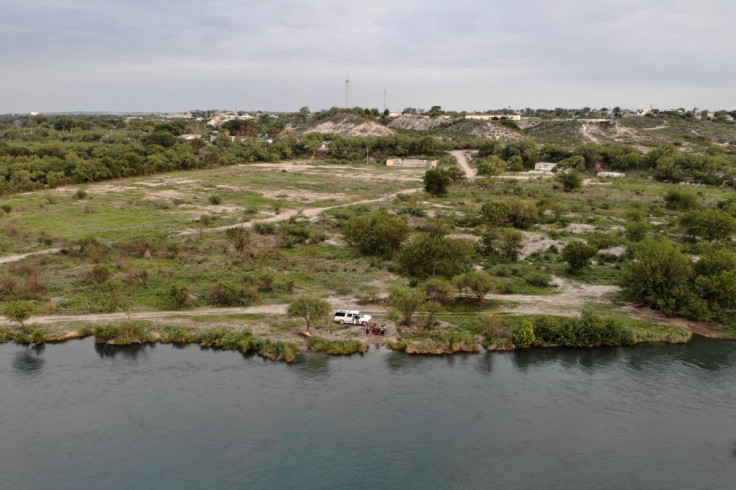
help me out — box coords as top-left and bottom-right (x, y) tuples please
(208, 195), (222, 205)
(562, 241), (596, 272)
(90, 264), (112, 284)
(512, 320), (536, 347)
(664, 188), (699, 210)
(93, 322), (151, 345)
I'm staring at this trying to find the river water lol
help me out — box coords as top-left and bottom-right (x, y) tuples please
(1, 337), (735, 489)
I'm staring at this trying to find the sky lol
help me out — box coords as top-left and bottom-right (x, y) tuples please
(2, 0), (735, 113)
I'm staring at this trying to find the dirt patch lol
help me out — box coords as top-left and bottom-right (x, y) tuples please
(489, 276), (619, 316)
(520, 231), (564, 259)
(617, 305), (727, 338)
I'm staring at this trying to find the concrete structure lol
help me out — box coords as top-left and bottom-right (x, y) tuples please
(386, 158), (438, 168)
(597, 171), (626, 178)
(466, 114), (521, 121)
(534, 162), (557, 173)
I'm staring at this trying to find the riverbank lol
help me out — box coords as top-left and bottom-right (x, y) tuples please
(0, 310), (701, 362)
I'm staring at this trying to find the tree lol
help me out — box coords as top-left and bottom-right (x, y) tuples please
(481, 227), (524, 261)
(680, 209), (736, 242)
(342, 211), (410, 257)
(557, 170), (582, 192)
(619, 238), (693, 315)
(389, 287), (426, 325)
(399, 234), (474, 278)
(287, 296), (331, 335)
(562, 241), (596, 272)
(477, 156), (506, 176)
(421, 277), (455, 305)
(423, 168), (451, 197)
(460, 271), (498, 303)
(3, 301), (36, 332)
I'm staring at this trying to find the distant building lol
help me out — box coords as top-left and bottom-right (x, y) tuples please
(597, 171), (626, 178)
(466, 114), (521, 121)
(386, 158), (438, 168)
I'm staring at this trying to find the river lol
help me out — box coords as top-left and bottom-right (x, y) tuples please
(1, 338), (735, 489)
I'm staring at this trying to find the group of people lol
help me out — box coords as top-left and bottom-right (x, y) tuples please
(364, 321), (387, 336)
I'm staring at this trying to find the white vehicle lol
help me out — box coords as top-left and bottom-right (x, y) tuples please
(333, 310), (372, 325)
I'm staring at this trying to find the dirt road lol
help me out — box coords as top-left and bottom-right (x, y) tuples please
(450, 150), (476, 180)
(0, 248), (62, 265)
(181, 187), (423, 235)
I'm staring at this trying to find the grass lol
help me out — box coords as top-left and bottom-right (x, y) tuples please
(390, 329), (481, 355)
(307, 337), (368, 355)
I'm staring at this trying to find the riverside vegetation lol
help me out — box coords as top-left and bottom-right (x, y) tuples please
(1, 108), (735, 360)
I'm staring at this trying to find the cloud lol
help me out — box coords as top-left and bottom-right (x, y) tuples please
(1, 0), (735, 112)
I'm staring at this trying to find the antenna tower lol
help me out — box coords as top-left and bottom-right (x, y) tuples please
(383, 88), (387, 112)
(345, 75), (350, 109)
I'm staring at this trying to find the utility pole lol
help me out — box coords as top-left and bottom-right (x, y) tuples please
(345, 75), (350, 109)
(383, 88), (387, 112)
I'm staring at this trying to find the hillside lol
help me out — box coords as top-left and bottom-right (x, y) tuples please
(304, 114), (394, 137)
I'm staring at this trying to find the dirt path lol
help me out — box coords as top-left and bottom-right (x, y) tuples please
(450, 150), (476, 180)
(180, 188), (423, 235)
(580, 122), (601, 143)
(0, 305), (291, 326)
(0, 248), (63, 265)
(642, 123), (668, 131)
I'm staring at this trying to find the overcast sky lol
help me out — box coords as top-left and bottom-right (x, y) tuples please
(2, 0), (735, 113)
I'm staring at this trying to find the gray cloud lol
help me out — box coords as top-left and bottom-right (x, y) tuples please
(2, 0), (734, 112)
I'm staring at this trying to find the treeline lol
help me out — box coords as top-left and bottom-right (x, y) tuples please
(475, 139), (736, 186)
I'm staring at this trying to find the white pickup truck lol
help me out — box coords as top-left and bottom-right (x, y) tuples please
(333, 309), (372, 325)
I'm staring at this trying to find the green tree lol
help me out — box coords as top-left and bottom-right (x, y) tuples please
(619, 238), (693, 315)
(477, 156), (506, 176)
(680, 209), (736, 242)
(480, 227), (524, 261)
(3, 301), (37, 332)
(423, 168), (451, 197)
(421, 277), (455, 305)
(480, 200), (511, 226)
(562, 241), (596, 272)
(461, 270), (498, 303)
(287, 296), (331, 334)
(399, 234), (474, 278)
(389, 287), (426, 325)
(342, 211), (410, 257)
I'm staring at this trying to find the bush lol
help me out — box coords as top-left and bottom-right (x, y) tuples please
(423, 168), (451, 197)
(512, 320), (536, 347)
(664, 188), (700, 210)
(208, 195), (222, 205)
(562, 241), (596, 272)
(93, 322), (151, 345)
(557, 171), (583, 192)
